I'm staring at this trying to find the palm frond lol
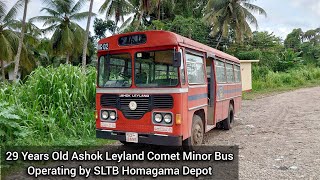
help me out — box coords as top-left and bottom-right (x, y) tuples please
(119, 16), (133, 32)
(42, 24), (58, 34)
(3, 30), (20, 48)
(99, 0), (112, 13)
(0, 33), (14, 60)
(70, 11), (96, 21)
(3, 0), (24, 23)
(71, 0), (87, 14)
(242, 2), (267, 17)
(41, 7), (60, 16)
(241, 7), (258, 29)
(0, 0), (7, 18)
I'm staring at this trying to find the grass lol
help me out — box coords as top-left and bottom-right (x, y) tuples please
(243, 66), (320, 100)
(0, 65), (112, 146)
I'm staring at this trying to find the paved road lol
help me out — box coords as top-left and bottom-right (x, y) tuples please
(204, 87), (320, 179)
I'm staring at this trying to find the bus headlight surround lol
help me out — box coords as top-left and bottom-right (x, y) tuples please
(101, 110), (109, 120)
(164, 114), (172, 124)
(110, 111), (116, 120)
(154, 113), (163, 123)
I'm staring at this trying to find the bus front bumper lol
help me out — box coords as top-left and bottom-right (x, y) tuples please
(96, 129), (182, 146)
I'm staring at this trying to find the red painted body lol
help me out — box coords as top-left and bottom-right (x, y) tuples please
(96, 31), (241, 144)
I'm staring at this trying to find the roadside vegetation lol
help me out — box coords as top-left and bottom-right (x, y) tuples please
(0, 65), (112, 146)
(0, 0), (319, 146)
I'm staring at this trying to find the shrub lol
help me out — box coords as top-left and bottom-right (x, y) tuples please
(1, 65), (97, 146)
(236, 50), (262, 60)
(252, 66), (320, 91)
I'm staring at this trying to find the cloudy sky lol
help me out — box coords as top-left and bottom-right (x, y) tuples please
(6, 0), (320, 40)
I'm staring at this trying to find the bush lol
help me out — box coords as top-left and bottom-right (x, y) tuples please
(1, 65), (97, 146)
(252, 66), (320, 91)
(236, 49), (262, 60)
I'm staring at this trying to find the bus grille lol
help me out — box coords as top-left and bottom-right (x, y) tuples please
(100, 94), (173, 119)
(100, 94), (117, 107)
(153, 95), (173, 109)
(120, 97), (150, 119)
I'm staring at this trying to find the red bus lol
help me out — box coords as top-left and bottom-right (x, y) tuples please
(96, 31), (241, 147)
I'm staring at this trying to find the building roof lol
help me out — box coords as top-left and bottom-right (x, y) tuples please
(98, 30), (240, 63)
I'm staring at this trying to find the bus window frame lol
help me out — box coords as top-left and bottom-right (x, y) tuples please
(225, 62), (235, 83)
(234, 64), (241, 83)
(185, 49), (206, 85)
(180, 48), (186, 85)
(214, 58), (227, 84)
(133, 49), (180, 88)
(97, 53), (133, 88)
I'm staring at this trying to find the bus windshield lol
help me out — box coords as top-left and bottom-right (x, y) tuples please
(98, 53), (132, 87)
(134, 50), (178, 87)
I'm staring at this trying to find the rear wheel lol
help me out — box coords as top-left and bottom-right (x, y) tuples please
(221, 104), (234, 130)
(183, 115), (204, 148)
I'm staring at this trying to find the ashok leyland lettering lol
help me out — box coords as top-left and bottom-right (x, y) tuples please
(95, 31), (241, 147)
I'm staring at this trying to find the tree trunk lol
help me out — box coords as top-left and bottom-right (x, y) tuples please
(82, 0), (94, 70)
(215, 35), (222, 49)
(157, 0), (161, 20)
(66, 53), (70, 64)
(13, 0), (28, 83)
(1, 60), (5, 82)
(135, 9), (144, 31)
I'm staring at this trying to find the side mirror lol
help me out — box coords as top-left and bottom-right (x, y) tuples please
(173, 51), (182, 67)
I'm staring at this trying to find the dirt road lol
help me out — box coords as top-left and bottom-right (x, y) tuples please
(204, 86), (320, 179)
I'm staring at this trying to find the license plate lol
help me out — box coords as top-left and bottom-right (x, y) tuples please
(101, 122), (116, 128)
(154, 126), (173, 133)
(126, 132), (138, 143)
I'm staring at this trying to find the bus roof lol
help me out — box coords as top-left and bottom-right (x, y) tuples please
(98, 30), (240, 63)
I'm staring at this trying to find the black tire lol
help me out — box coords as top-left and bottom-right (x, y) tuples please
(221, 104), (234, 130)
(183, 115), (204, 149)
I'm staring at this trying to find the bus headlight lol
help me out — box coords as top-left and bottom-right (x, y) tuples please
(154, 113), (163, 123)
(164, 114), (172, 124)
(101, 110), (109, 120)
(110, 111), (116, 120)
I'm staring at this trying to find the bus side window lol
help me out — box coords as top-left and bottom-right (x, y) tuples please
(98, 56), (106, 86)
(234, 65), (241, 82)
(226, 63), (234, 83)
(214, 60), (226, 83)
(186, 53), (205, 84)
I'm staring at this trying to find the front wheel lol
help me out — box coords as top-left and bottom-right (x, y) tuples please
(183, 115), (204, 148)
(221, 104), (234, 130)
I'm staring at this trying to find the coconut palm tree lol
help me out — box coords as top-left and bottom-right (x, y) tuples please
(82, 0), (94, 69)
(31, 0), (90, 64)
(203, 0), (267, 48)
(0, 0), (24, 81)
(13, 0), (29, 82)
(99, 0), (133, 26)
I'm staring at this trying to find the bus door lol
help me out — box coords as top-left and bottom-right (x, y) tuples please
(206, 56), (215, 125)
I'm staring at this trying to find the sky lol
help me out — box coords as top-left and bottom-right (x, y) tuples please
(5, 0), (320, 40)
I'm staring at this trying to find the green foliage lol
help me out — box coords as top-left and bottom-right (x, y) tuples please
(31, 0), (90, 63)
(174, 0), (207, 18)
(236, 50), (262, 60)
(275, 49), (303, 72)
(93, 18), (117, 39)
(252, 66), (320, 91)
(203, 0), (267, 46)
(284, 28), (303, 50)
(166, 15), (213, 46)
(0, 102), (25, 143)
(1, 65), (98, 146)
